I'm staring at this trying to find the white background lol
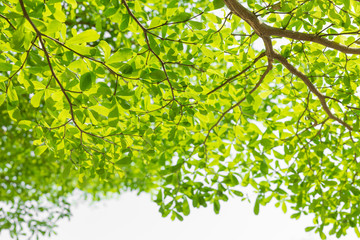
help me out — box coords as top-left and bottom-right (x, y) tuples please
(2, 191), (357, 240)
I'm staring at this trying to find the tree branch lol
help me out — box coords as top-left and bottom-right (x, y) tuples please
(203, 62), (273, 144)
(273, 53), (352, 131)
(207, 52), (266, 95)
(41, 34), (139, 80)
(224, 0), (360, 55)
(0, 13), (16, 29)
(122, 0), (175, 100)
(224, 0), (354, 131)
(19, 0), (123, 147)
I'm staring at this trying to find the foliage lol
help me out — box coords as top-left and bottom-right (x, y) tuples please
(1, 0), (360, 238)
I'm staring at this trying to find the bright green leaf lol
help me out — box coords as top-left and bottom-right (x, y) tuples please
(67, 29), (100, 44)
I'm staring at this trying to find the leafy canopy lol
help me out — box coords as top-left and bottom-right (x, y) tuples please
(1, 0), (360, 239)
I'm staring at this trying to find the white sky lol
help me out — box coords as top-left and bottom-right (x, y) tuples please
(2, 191), (357, 240)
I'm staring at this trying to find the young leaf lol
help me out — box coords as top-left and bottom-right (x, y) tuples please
(183, 199), (190, 216)
(31, 91), (44, 108)
(213, 199), (220, 214)
(67, 29), (100, 44)
(35, 145), (47, 156)
(254, 196), (260, 215)
(260, 160), (269, 175)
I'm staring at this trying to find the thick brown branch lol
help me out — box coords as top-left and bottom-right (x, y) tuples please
(268, 27), (360, 54)
(224, 0), (264, 37)
(224, 0), (360, 55)
(224, 0), (354, 131)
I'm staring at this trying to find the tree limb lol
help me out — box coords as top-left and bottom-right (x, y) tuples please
(273, 53), (352, 131)
(224, 0), (360, 55)
(207, 51), (266, 95)
(204, 62), (273, 144)
(224, 0), (354, 131)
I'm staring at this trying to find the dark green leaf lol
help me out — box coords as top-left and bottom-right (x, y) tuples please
(80, 72), (95, 91)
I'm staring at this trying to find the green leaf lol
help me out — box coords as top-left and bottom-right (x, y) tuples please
(0, 94), (6, 107)
(224, 174), (239, 187)
(148, 35), (160, 55)
(35, 145), (47, 156)
(355, 227), (360, 238)
(2, 221), (11, 229)
(118, 98), (131, 110)
(18, 120), (34, 130)
(170, 12), (191, 22)
(213, 199), (220, 214)
(120, 14), (130, 31)
(99, 40), (112, 60)
(65, 0), (77, 8)
(116, 156), (132, 166)
(30, 91), (44, 108)
(67, 29), (100, 44)
(281, 202), (287, 213)
(212, 0), (225, 10)
(107, 48), (133, 65)
(324, 180), (337, 187)
(232, 190), (244, 197)
(254, 196), (260, 215)
(119, 63), (133, 74)
(260, 160), (268, 175)
(7, 85), (18, 105)
(242, 172), (250, 187)
(194, 86), (203, 92)
(104, 7), (117, 17)
(175, 212), (184, 221)
(80, 72), (95, 91)
(183, 199), (190, 216)
(305, 226), (315, 232)
(189, 21), (204, 30)
(150, 69), (166, 80)
(10, 26), (25, 50)
(0, 62), (12, 71)
(46, 20), (62, 34)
